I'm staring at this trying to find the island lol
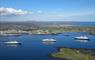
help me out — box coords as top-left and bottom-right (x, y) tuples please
(51, 48), (95, 60)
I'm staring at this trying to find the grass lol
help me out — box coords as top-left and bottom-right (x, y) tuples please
(52, 48), (95, 60)
(40, 26), (95, 35)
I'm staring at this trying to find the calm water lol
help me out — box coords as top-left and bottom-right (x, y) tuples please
(0, 32), (95, 60)
(70, 22), (95, 26)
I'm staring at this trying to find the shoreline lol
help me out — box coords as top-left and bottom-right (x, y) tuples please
(0, 26), (95, 36)
(0, 31), (94, 37)
(51, 47), (95, 60)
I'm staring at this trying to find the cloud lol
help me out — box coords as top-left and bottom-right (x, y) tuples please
(0, 7), (31, 16)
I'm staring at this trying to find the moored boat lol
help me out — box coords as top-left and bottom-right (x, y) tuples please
(75, 36), (89, 40)
(42, 39), (56, 42)
(4, 41), (21, 45)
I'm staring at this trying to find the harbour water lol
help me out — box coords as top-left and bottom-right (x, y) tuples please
(0, 32), (95, 60)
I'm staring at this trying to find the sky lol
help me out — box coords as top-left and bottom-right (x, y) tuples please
(0, 0), (95, 22)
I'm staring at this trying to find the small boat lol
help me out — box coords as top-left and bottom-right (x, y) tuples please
(42, 39), (56, 42)
(75, 36), (89, 40)
(4, 41), (21, 45)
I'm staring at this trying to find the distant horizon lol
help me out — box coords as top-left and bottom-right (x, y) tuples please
(0, 20), (95, 22)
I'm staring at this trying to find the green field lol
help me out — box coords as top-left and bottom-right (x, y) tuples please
(52, 48), (95, 60)
(36, 26), (95, 35)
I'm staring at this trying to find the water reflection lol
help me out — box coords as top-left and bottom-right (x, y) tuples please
(76, 40), (89, 43)
(4, 44), (21, 47)
(0, 42), (21, 47)
(42, 41), (55, 45)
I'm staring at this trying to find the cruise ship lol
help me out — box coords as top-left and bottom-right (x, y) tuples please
(75, 36), (89, 40)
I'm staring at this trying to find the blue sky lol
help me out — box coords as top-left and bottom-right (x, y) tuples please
(0, 0), (95, 21)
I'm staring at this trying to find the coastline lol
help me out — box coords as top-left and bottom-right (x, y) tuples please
(0, 26), (95, 36)
(51, 47), (95, 60)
